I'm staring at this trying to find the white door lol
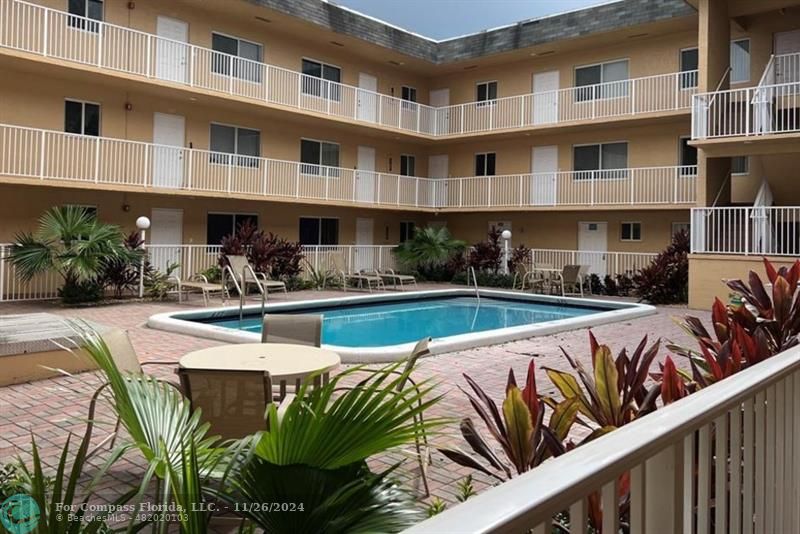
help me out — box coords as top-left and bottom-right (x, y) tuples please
(355, 217), (375, 271)
(531, 146), (558, 205)
(156, 17), (188, 83)
(428, 154), (449, 207)
(357, 73), (378, 122)
(577, 222), (608, 277)
(430, 88), (450, 134)
(532, 71), (559, 125)
(356, 146), (376, 202)
(149, 208), (183, 274)
(775, 30), (800, 83)
(152, 113), (186, 188)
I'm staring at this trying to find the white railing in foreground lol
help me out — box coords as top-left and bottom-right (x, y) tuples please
(407, 343), (800, 534)
(531, 248), (656, 277)
(0, 243), (399, 301)
(0, 0), (695, 137)
(691, 206), (800, 256)
(0, 123), (696, 208)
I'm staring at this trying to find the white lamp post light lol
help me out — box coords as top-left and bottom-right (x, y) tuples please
(136, 216), (151, 298)
(501, 229), (512, 275)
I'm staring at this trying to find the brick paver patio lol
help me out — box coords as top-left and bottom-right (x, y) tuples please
(0, 286), (710, 508)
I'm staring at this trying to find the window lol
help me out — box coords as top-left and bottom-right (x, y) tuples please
(575, 59), (629, 101)
(401, 86), (417, 111)
(621, 222), (642, 241)
(680, 47), (699, 89)
(400, 155), (416, 177)
(672, 222), (690, 236)
(732, 156), (749, 175)
(573, 142), (628, 179)
(731, 39), (751, 83)
(206, 213), (258, 244)
(301, 59), (341, 100)
(400, 221), (416, 243)
(299, 217), (339, 245)
(300, 139), (340, 176)
(68, 0), (102, 32)
(475, 152), (496, 176)
(209, 124), (260, 166)
(64, 100), (100, 136)
(211, 33), (263, 82)
(476, 81), (498, 105)
(679, 137), (698, 176)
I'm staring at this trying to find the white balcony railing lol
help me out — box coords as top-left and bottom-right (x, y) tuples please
(532, 248), (656, 277)
(691, 206), (800, 256)
(407, 342), (800, 533)
(0, 243), (400, 301)
(0, 0), (696, 137)
(692, 52), (800, 139)
(0, 123), (697, 208)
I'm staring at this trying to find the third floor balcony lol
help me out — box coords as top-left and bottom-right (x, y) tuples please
(0, 0), (697, 139)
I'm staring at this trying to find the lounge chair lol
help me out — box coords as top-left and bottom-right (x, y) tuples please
(169, 273), (228, 306)
(330, 252), (384, 292)
(528, 263), (557, 294)
(378, 268), (418, 290)
(262, 314), (322, 347)
(226, 255), (287, 296)
(177, 368), (292, 439)
(511, 262), (533, 290)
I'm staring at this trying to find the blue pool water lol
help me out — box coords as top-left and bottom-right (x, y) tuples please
(202, 296), (605, 347)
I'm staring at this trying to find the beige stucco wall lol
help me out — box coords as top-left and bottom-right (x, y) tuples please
(0, 183), (427, 245)
(688, 254), (800, 309)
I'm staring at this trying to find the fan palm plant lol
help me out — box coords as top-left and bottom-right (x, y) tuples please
(395, 226), (465, 275)
(7, 206), (140, 301)
(73, 325), (445, 533)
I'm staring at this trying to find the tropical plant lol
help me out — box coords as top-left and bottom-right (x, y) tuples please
(303, 259), (329, 290)
(508, 244), (532, 274)
(439, 360), (577, 481)
(425, 497), (447, 517)
(98, 231), (145, 298)
(73, 326), (444, 533)
(451, 271), (515, 288)
(455, 475), (477, 503)
(544, 333), (661, 429)
(395, 226), (466, 278)
(218, 220), (305, 281)
(633, 230), (689, 304)
(143, 261), (180, 300)
(8, 206), (140, 303)
(669, 258), (800, 388)
(467, 227), (502, 274)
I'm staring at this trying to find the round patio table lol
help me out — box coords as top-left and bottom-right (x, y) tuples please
(179, 343), (341, 399)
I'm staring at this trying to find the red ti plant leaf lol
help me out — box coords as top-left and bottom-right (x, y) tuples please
(660, 356), (688, 405)
(711, 298), (730, 343)
(520, 360), (540, 428)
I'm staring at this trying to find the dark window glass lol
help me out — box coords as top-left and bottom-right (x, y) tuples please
(302, 60), (341, 100)
(680, 48), (699, 88)
(321, 142), (340, 168)
(601, 142), (627, 170)
(299, 217), (339, 245)
(321, 218), (339, 245)
(400, 221), (415, 242)
(621, 222), (642, 241)
(477, 82), (497, 104)
(68, 0), (102, 31)
(300, 139), (321, 175)
(680, 137), (698, 168)
(485, 152), (496, 176)
(400, 155), (416, 177)
(210, 124), (259, 166)
(211, 33), (262, 82)
(574, 143), (628, 179)
(211, 34), (237, 76)
(207, 213), (233, 244)
(475, 153), (496, 176)
(234, 214), (258, 232)
(401, 86), (417, 102)
(299, 217), (320, 245)
(732, 156), (749, 174)
(64, 101), (100, 136)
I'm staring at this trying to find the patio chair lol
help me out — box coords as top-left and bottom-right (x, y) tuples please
(177, 368), (291, 439)
(330, 252), (384, 292)
(378, 268), (418, 290)
(550, 264), (585, 297)
(169, 273), (228, 306)
(226, 255), (287, 296)
(262, 314), (322, 347)
(511, 262), (532, 290)
(337, 337), (433, 495)
(527, 263), (556, 294)
(78, 329), (179, 457)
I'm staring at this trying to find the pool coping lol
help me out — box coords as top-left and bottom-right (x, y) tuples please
(147, 289), (657, 363)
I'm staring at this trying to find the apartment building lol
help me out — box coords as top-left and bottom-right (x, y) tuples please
(0, 0), (795, 306)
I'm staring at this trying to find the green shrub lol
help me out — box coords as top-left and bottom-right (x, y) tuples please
(634, 230), (689, 304)
(58, 279), (104, 304)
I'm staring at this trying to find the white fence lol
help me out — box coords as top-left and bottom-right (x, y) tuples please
(692, 52), (800, 139)
(0, 243), (399, 301)
(0, 0), (694, 137)
(407, 343), (800, 533)
(0, 123), (696, 208)
(532, 248), (656, 278)
(691, 206), (800, 256)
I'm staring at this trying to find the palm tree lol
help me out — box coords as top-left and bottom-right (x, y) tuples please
(7, 206), (139, 299)
(395, 226), (465, 274)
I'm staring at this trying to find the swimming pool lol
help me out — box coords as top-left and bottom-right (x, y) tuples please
(148, 289), (655, 362)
